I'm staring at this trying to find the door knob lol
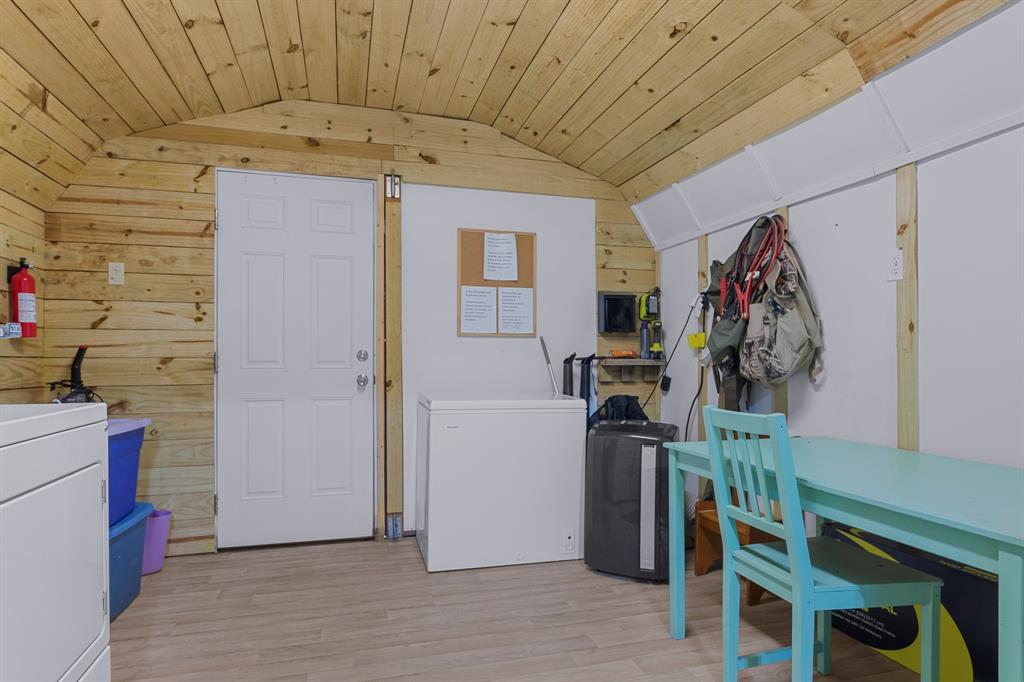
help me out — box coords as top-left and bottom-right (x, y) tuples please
(356, 349), (369, 362)
(356, 373), (370, 387)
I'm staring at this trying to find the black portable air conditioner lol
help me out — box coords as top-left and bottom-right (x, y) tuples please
(584, 420), (679, 581)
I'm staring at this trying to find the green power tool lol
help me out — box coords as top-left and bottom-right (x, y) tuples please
(639, 288), (664, 360)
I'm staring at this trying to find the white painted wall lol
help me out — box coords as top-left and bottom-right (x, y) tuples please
(918, 127), (1024, 466)
(401, 184), (596, 528)
(659, 126), (1024, 469)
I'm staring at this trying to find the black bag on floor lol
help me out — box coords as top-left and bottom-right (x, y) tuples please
(589, 394), (648, 429)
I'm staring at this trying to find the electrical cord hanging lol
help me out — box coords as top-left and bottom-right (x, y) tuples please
(640, 297), (700, 411)
(683, 366), (704, 442)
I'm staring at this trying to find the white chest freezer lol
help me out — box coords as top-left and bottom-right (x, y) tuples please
(415, 393), (587, 572)
(0, 403), (111, 682)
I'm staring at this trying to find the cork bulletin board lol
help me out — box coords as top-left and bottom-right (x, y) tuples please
(457, 228), (537, 337)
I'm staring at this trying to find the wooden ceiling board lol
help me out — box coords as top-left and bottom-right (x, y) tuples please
(557, 0), (776, 168)
(0, 0), (1004, 210)
(335, 0), (373, 106)
(172, 0), (254, 113)
(124, 0), (224, 118)
(391, 0), (451, 113)
(602, 22), (846, 184)
(536, 0), (720, 158)
(0, 0), (131, 140)
(0, 102), (82, 187)
(467, 0), (568, 126)
(493, 0), (616, 136)
(13, 0), (163, 131)
(444, 0), (528, 119)
(0, 49), (100, 162)
(366, 0), (413, 109)
(298, 0), (340, 103)
(217, 0), (281, 105)
(514, 0), (666, 146)
(416, 0), (489, 116)
(70, 0), (194, 124)
(258, 0), (311, 100)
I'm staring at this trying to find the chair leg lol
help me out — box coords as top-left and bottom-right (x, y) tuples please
(816, 611), (832, 675)
(695, 524), (719, 576)
(791, 600), (815, 682)
(722, 560), (741, 682)
(920, 586), (941, 682)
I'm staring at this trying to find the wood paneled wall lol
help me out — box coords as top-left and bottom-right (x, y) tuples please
(1, 189), (46, 402)
(41, 102), (650, 555)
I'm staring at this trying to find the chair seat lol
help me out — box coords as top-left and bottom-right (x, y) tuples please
(733, 536), (941, 609)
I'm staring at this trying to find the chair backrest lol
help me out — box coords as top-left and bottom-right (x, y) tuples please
(702, 406), (811, 588)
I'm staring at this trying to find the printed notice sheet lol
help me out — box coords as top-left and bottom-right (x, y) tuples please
(483, 232), (518, 281)
(498, 287), (534, 335)
(460, 285), (497, 334)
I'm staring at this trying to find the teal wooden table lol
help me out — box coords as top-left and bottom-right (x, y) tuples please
(666, 437), (1024, 681)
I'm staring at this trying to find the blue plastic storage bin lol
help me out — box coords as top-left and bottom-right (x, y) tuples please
(107, 418), (151, 525)
(109, 502), (153, 621)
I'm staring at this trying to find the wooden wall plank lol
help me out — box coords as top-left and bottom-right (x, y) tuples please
(0, 149), (65, 209)
(493, 0), (615, 137)
(139, 438), (213, 469)
(141, 123), (394, 161)
(443, 0), (527, 119)
(0, 49), (100, 162)
(514, 0), (664, 145)
(0, 0), (131, 140)
(258, 0), (310, 100)
(45, 329), (213, 358)
(595, 245), (657, 271)
(13, 0), (162, 131)
(559, 0), (775, 168)
(896, 164), (918, 451)
(43, 357), (212, 386)
(0, 358), (42, 391)
(391, 0), (450, 114)
(816, 0), (916, 45)
(365, 0), (412, 109)
(297, 0), (339, 103)
(537, 0), (719, 158)
(384, 197), (403, 516)
(468, 0), (568, 125)
(46, 241), (213, 276)
(45, 213), (214, 248)
(45, 300), (213, 331)
(217, 0), (281, 105)
(172, 0), (255, 113)
(416, 0), (488, 116)
(124, 0), (224, 118)
(73, 158), (215, 194)
(70, 0), (194, 123)
(50, 185), (214, 220)
(336, 0), (374, 106)
(44, 270), (213, 302)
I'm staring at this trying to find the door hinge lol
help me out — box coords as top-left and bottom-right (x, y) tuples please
(214, 208), (219, 230)
(213, 493), (218, 516)
(101, 479), (107, 504)
(385, 171), (401, 199)
(102, 590), (108, 616)
(213, 351), (218, 374)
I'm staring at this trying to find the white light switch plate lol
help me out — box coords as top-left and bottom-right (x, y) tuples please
(887, 248), (904, 282)
(108, 262), (125, 285)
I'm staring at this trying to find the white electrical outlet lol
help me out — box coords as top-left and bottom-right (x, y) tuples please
(887, 248), (904, 282)
(563, 526), (576, 555)
(108, 262), (125, 285)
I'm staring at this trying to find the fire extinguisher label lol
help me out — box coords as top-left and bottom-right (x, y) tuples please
(17, 293), (36, 323)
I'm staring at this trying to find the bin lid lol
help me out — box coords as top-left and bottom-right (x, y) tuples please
(109, 502), (155, 538)
(107, 418), (152, 437)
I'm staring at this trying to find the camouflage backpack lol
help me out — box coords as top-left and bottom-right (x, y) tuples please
(738, 241), (823, 387)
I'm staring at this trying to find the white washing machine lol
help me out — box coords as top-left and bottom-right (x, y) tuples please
(0, 403), (111, 682)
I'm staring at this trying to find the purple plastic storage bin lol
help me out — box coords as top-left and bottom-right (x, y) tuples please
(142, 509), (172, 575)
(107, 418), (152, 525)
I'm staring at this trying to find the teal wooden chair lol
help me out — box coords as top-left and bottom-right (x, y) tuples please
(702, 406), (942, 682)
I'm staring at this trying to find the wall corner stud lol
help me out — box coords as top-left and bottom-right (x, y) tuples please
(896, 164), (919, 452)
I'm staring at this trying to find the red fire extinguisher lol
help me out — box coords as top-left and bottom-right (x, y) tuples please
(8, 258), (37, 338)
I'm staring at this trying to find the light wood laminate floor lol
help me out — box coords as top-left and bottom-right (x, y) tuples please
(111, 540), (915, 681)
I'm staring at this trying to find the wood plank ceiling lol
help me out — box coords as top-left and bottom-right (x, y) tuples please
(0, 0), (1007, 211)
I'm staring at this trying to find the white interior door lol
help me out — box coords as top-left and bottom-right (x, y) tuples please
(216, 170), (375, 547)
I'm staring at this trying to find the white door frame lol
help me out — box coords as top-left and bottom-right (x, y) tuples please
(213, 168), (378, 546)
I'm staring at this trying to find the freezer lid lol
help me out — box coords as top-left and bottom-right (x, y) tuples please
(0, 403), (108, 448)
(418, 392), (587, 413)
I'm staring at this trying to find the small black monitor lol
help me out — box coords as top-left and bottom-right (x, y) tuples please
(598, 293), (636, 333)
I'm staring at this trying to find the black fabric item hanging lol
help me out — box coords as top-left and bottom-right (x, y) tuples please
(578, 354), (596, 415)
(562, 353), (576, 397)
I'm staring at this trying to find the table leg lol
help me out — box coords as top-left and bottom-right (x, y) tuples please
(669, 451), (686, 639)
(998, 545), (1024, 682)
